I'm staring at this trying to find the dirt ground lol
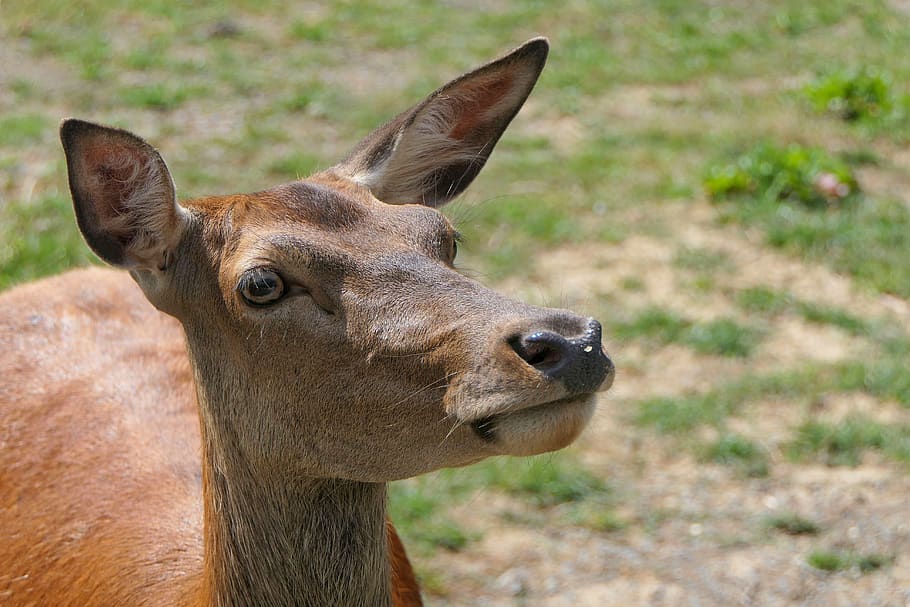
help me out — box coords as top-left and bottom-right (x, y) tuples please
(426, 198), (910, 606)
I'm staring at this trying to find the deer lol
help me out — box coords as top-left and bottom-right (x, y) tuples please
(0, 38), (614, 606)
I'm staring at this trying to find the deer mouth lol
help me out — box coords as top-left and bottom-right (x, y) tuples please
(469, 392), (597, 452)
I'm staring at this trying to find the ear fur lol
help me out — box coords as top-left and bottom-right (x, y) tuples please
(334, 37), (549, 207)
(60, 119), (187, 269)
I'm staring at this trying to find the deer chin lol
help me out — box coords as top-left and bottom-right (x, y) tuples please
(469, 393), (597, 456)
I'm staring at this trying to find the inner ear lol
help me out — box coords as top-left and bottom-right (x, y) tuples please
(333, 38), (549, 207)
(61, 119), (186, 269)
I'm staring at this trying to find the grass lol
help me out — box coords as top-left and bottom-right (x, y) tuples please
(755, 197), (910, 298)
(705, 142), (860, 209)
(736, 286), (871, 335)
(119, 83), (201, 110)
(673, 247), (733, 273)
(635, 350), (910, 438)
(706, 141), (910, 298)
(612, 307), (763, 358)
(0, 115), (49, 145)
(0, 195), (97, 290)
(801, 68), (910, 136)
(388, 452), (612, 558)
(787, 417), (910, 467)
(765, 513), (821, 536)
(807, 550), (893, 573)
(702, 434), (770, 477)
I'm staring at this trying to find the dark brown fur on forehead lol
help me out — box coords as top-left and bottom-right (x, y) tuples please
(221, 175), (453, 251)
(248, 180), (368, 230)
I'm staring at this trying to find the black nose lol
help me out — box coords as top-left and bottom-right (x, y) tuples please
(509, 319), (613, 394)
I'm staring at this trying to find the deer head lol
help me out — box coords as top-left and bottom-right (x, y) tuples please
(60, 38), (614, 485)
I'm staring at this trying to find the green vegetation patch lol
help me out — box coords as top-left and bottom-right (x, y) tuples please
(612, 307), (762, 358)
(611, 307), (690, 344)
(389, 452), (613, 556)
(708, 143), (910, 298)
(704, 142), (859, 209)
(807, 550), (851, 572)
(119, 83), (206, 111)
(807, 549), (893, 573)
(685, 318), (762, 357)
(787, 416), (910, 467)
(635, 361), (910, 435)
(476, 453), (610, 507)
(673, 246), (733, 273)
(765, 513), (821, 536)
(458, 195), (583, 279)
(736, 287), (870, 336)
(388, 482), (475, 553)
(0, 195), (97, 291)
(701, 433), (769, 477)
(0, 115), (49, 146)
(802, 68), (909, 129)
(637, 394), (731, 434)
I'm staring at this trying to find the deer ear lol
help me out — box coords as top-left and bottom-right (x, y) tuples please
(60, 119), (187, 269)
(334, 37), (549, 207)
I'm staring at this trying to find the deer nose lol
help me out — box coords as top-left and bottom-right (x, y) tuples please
(509, 319), (614, 394)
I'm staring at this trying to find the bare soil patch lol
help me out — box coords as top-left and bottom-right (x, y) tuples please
(427, 200), (910, 606)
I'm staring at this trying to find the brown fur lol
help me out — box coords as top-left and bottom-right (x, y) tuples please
(0, 39), (613, 606)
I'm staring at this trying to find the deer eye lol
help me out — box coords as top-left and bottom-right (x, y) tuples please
(238, 268), (285, 306)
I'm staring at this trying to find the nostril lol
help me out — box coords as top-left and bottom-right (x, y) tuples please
(524, 340), (562, 369)
(509, 332), (570, 372)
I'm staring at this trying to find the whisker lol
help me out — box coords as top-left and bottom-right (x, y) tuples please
(383, 372), (457, 412)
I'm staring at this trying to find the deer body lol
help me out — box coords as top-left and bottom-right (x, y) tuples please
(1, 269), (202, 605)
(0, 40), (613, 606)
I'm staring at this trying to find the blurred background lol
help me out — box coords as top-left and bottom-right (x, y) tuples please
(2, 2), (909, 605)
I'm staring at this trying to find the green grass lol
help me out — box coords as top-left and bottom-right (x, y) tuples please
(611, 307), (691, 344)
(736, 287), (871, 335)
(0, 115), (49, 145)
(787, 417), (910, 467)
(0, 195), (97, 290)
(612, 307), (762, 358)
(637, 394), (731, 434)
(705, 142), (860, 209)
(475, 454), (611, 507)
(736, 287), (794, 315)
(673, 247), (733, 273)
(706, 140), (910, 298)
(801, 68), (910, 136)
(807, 550), (851, 572)
(119, 83), (202, 110)
(807, 549), (892, 573)
(702, 434), (769, 477)
(388, 452), (611, 557)
(458, 195), (583, 279)
(768, 198), (910, 298)
(765, 513), (821, 536)
(837, 360), (910, 407)
(636, 353), (910, 437)
(795, 301), (869, 335)
(266, 152), (323, 180)
(686, 319), (762, 357)
(388, 482), (475, 553)
(856, 553), (893, 573)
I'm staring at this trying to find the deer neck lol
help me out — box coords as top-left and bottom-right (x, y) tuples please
(186, 336), (392, 607)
